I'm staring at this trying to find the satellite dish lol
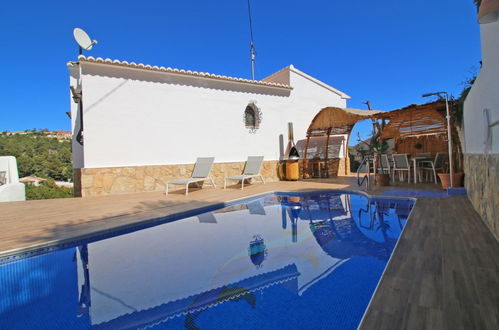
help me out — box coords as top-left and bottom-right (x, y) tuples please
(73, 28), (98, 54)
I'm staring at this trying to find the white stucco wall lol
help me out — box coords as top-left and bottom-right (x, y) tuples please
(0, 156), (26, 202)
(464, 19), (499, 154)
(70, 62), (348, 169)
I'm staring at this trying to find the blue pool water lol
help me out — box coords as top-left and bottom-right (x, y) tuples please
(0, 191), (414, 329)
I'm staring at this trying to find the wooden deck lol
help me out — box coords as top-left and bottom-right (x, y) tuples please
(1, 176), (497, 329)
(360, 196), (499, 330)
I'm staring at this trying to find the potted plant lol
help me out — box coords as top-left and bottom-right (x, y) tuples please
(437, 163), (464, 190)
(373, 141), (390, 186)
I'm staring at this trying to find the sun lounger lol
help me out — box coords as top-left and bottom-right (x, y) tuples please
(166, 157), (216, 195)
(224, 156), (265, 190)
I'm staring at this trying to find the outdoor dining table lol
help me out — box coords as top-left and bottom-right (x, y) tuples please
(410, 156), (433, 183)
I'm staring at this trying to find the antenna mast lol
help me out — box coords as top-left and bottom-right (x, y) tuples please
(247, 0), (256, 80)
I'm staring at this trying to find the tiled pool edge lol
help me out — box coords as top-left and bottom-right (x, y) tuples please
(357, 196), (419, 329)
(2, 189), (367, 261)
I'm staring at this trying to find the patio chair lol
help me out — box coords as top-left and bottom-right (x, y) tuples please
(224, 156), (265, 190)
(377, 154), (391, 174)
(419, 152), (447, 183)
(166, 157), (216, 196)
(415, 153), (432, 181)
(392, 154), (411, 183)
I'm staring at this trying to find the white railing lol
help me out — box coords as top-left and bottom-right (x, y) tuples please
(357, 156), (372, 190)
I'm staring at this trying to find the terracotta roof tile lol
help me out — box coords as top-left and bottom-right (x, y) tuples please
(73, 56), (293, 90)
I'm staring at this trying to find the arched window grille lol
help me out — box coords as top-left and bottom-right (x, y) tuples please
(244, 102), (262, 133)
(245, 106), (257, 128)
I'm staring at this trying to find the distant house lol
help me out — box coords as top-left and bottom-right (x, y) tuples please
(2, 130), (71, 138)
(19, 176), (47, 186)
(348, 138), (395, 162)
(4, 131), (28, 136)
(68, 56), (350, 196)
(49, 131), (72, 139)
(54, 181), (74, 188)
(463, 2), (499, 237)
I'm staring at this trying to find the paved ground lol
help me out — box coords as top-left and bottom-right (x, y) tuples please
(1, 176), (497, 329)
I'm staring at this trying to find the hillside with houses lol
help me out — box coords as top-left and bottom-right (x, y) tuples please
(0, 130), (73, 199)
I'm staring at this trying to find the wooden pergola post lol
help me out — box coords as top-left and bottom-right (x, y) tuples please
(344, 133), (351, 175)
(324, 128), (332, 177)
(303, 135), (311, 178)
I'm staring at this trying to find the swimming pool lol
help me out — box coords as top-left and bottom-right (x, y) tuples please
(0, 191), (414, 329)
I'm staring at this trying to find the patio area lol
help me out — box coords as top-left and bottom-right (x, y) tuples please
(0, 176), (497, 329)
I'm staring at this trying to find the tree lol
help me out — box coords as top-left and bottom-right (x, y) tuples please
(0, 130), (74, 182)
(474, 0), (482, 10)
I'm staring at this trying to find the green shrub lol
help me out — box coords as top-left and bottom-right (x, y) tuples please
(25, 180), (73, 200)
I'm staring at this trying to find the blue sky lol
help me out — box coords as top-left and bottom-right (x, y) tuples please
(0, 0), (481, 144)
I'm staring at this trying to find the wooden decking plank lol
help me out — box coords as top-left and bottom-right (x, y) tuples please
(360, 194), (498, 330)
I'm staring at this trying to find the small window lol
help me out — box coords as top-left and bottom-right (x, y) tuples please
(244, 102), (262, 133)
(245, 106), (257, 128)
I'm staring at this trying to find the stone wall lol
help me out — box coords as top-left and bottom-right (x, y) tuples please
(464, 154), (499, 238)
(74, 160), (279, 197)
(73, 168), (82, 197)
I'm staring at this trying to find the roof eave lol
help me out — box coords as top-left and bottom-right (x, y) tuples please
(288, 66), (351, 99)
(72, 56), (293, 91)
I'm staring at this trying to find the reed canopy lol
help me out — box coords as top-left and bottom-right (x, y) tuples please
(301, 101), (461, 178)
(303, 107), (381, 178)
(307, 107), (382, 137)
(373, 101), (449, 139)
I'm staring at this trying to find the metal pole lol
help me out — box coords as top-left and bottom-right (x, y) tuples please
(366, 158), (370, 190)
(247, 0), (256, 80)
(444, 93), (454, 187)
(251, 44), (255, 80)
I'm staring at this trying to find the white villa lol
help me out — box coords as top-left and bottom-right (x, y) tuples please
(68, 56), (351, 196)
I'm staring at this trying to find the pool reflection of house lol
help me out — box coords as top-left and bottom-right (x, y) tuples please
(75, 194), (410, 328)
(76, 200), (348, 327)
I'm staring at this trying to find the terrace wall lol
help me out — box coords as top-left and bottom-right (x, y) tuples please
(74, 157), (348, 197)
(464, 154), (499, 238)
(74, 160), (279, 197)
